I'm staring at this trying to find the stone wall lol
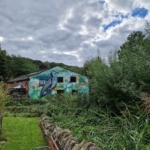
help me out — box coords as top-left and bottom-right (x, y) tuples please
(40, 114), (101, 150)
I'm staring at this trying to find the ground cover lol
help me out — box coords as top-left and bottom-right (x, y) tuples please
(0, 117), (46, 150)
(45, 94), (150, 150)
(3, 95), (150, 150)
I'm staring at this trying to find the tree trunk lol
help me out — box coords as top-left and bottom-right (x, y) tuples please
(0, 114), (3, 134)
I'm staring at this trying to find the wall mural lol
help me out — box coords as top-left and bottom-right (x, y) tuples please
(40, 70), (57, 98)
(29, 67), (89, 100)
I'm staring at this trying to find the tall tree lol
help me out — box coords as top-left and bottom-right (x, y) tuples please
(11, 55), (39, 77)
(0, 46), (12, 81)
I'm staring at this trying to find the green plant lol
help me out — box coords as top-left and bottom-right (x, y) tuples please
(44, 94), (150, 149)
(0, 82), (8, 114)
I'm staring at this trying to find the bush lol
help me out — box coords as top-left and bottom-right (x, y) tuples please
(5, 99), (49, 106)
(0, 82), (9, 114)
(45, 95), (150, 149)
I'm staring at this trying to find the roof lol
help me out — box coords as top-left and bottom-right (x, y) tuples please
(8, 66), (87, 83)
(30, 66), (88, 79)
(7, 71), (43, 83)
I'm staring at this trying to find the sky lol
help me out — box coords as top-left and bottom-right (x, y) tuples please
(0, 0), (149, 67)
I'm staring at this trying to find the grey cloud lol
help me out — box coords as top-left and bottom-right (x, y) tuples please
(39, 30), (71, 44)
(86, 17), (102, 27)
(0, 0), (149, 67)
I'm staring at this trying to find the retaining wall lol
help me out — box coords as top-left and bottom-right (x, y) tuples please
(40, 114), (101, 150)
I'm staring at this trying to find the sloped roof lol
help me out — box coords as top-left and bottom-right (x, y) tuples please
(7, 71), (43, 83)
(30, 66), (87, 79)
(8, 66), (87, 83)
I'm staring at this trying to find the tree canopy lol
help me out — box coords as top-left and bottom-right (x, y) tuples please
(0, 48), (82, 81)
(86, 22), (150, 113)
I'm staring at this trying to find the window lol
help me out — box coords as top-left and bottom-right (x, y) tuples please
(70, 76), (76, 82)
(57, 77), (63, 83)
(57, 90), (64, 94)
(72, 90), (78, 95)
(39, 80), (45, 86)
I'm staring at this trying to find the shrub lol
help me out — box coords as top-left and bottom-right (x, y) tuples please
(0, 82), (9, 114)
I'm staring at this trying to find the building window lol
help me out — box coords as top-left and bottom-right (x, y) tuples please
(72, 90), (78, 95)
(57, 90), (64, 94)
(70, 76), (76, 82)
(57, 77), (63, 83)
(39, 80), (45, 86)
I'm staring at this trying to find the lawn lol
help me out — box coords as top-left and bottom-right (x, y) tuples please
(0, 117), (47, 150)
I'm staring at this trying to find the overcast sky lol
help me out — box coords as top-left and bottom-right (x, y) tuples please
(0, 0), (149, 66)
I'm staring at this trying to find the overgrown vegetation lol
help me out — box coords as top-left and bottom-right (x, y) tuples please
(42, 94), (150, 150)
(82, 22), (150, 113)
(3, 93), (150, 149)
(0, 82), (9, 134)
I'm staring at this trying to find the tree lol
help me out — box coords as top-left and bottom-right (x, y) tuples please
(0, 81), (9, 134)
(87, 29), (150, 113)
(118, 31), (150, 93)
(0, 46), (12, 81)
(11, 55), (39, 77)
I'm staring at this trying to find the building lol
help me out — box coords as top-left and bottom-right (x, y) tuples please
(7, 66), (89, 100)
(6, 71), (42, 96)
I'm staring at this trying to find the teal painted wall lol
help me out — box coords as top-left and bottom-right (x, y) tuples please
(29, 66), (89, 100)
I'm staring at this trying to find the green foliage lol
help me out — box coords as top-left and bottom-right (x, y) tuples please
(11, 55), (39, 77)
(43, 94), (150, 149)
(5, 99), (48, 107)
(0, 82), (8, 114)
(0, 47), (12, 81)
(86, 27), (150, 112)
(4, 99), (49, 117)
(118, 31), (150, 93)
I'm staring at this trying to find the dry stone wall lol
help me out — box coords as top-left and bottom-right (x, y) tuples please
(40, 114), (101, 150)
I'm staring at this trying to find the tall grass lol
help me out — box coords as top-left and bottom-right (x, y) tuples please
(0, 82), (8, 114)
(4, 93), (150, 149)
(45, 94), (150, 150)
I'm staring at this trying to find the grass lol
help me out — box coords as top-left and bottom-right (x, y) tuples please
(45, 94), (150, 150)
(0, 117), (47, 150)
(3, 95), (150, 149)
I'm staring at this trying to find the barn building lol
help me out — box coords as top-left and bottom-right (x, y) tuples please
(7, 66), (89, 100)
(6, 71), (42, 96)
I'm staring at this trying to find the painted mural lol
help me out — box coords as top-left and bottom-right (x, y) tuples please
(29, 66), (89, 100)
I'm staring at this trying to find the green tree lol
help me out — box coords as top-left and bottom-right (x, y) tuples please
(0, 46), (12, 81)
(118, 31), (150, 93)
(11, 55), (39, 77)
(87, 29), (150, 112)
(0, 81), (9, 134)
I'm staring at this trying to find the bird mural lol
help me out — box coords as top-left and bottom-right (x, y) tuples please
(40, 70), (57, 98)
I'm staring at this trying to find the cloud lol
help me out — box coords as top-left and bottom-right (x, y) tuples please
(0, 0), (149, 67)
(105, 0), (134, 14)
(0, 36), (4, 42)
